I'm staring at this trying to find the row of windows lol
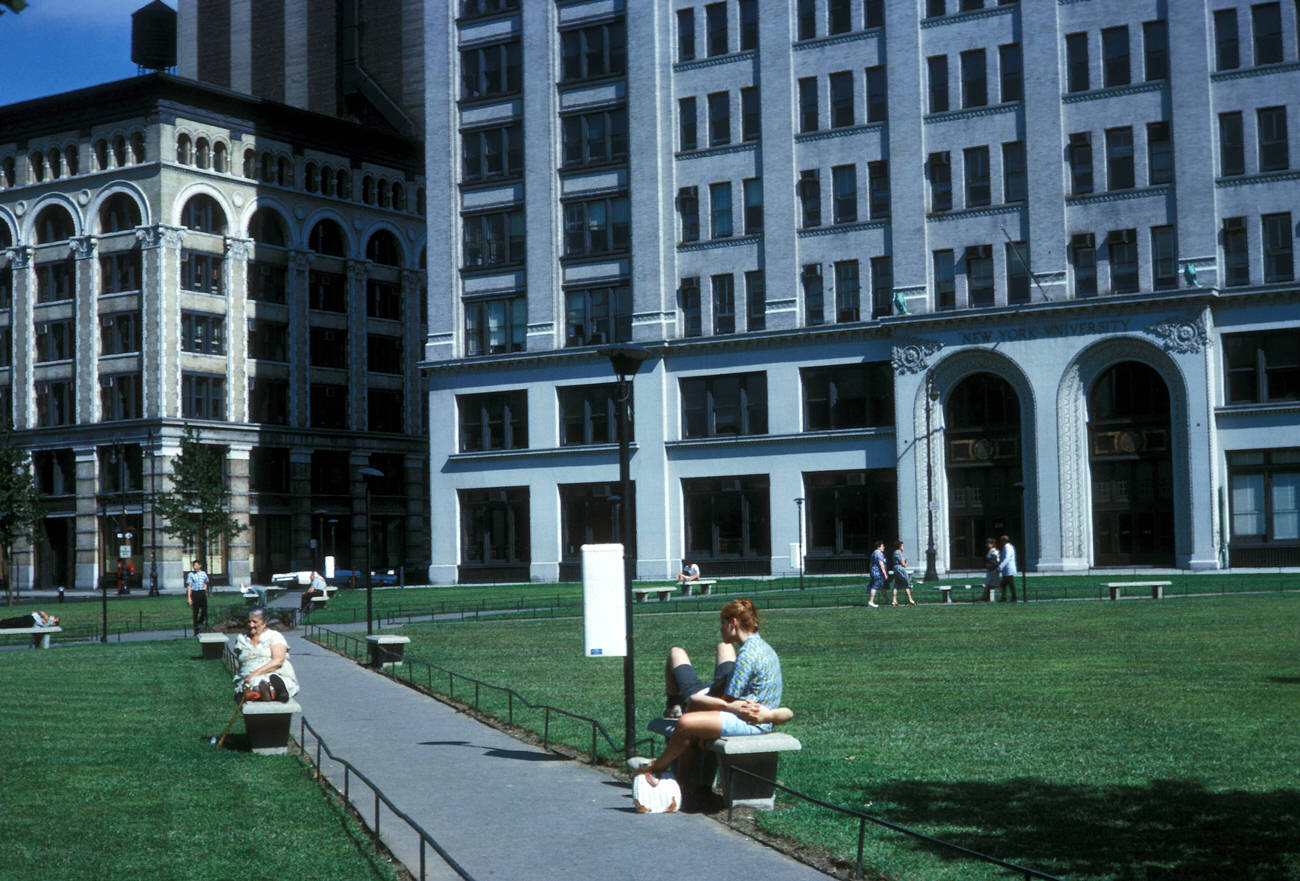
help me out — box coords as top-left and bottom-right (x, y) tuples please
(933, 242), (1033, 308)
(678, 178), (764, 241)
(1219, 106), (1291, 177)
(1063, 20), (1169, 93)
(798, 67), (887, 132)
(796, 258), (895, 327)
(676, 1), (758, 63)
(0, 131), (147, 190)
(926, 143), (1025, 213)
(924, 0), (1017, 18)
(795, 0), (884, 41)
(1213, 3), (1289, 72)
(926, 44), (1022, 114)
(678, 89), (760, 151)
(1066, 124), (1172, 197)
(460, 105), (629, 181)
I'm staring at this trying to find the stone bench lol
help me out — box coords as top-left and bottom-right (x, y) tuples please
(648, 717), (801, 810)
(242, 699), (302, 755)
(0, 626), (63, 649)
(933, 584), (980, 604)
(198, 633), (228, 659)
(1102, 580), (1172, 601)
(632, 586), (675, 603)
(366, 634), (410, 668)
(681, 579), (717, 597)
(309, 595), (329, 613)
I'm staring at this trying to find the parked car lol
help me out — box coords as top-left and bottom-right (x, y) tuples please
(327, 569), (399, 587)
(270, 571), (314, 586)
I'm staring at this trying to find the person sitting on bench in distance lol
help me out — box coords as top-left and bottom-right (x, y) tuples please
(631, 599), (791, 807)
(233, 608), (299, 703)
(0, 610), (60, 629)
(299, 571), (327, 611)
(675, 560), (701, 587)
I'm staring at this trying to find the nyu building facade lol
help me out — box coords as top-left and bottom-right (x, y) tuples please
(421, 0), (1298, 584)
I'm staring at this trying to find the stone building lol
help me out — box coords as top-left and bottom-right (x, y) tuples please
(0, 73), (427, 591)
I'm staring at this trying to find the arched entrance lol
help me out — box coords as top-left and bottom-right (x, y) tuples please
(945, 373), (1023, 570)
(1088, 361), (1175, 565)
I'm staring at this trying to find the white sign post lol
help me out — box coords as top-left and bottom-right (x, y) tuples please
(581, 543), (626, 657)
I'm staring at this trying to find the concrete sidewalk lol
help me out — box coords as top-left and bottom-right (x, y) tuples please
(284, 631), (831, 881)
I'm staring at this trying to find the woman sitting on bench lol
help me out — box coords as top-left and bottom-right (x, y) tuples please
(0, 610), (59, 628)
(632, 599), (789, 807)
(233, 608), (299, 703)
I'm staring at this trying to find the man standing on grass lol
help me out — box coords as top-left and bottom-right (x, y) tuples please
(997, 536), (1018, 603)
(186, 560), (210, 633)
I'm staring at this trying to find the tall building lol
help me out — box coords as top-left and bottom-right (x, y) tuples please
(421, 0), (1299, 585)
(0, 74), (427, 591)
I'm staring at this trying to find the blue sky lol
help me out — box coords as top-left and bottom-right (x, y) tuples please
(1, 0), (150, 106)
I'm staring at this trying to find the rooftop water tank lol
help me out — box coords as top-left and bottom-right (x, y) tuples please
(131, 1), (177, 72)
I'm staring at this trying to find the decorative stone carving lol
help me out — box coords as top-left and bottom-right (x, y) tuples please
(136, 224), (185, 249)
(1143, 314), (1207, 354)
(346, 259), (369, 282)
(69, 236), (97, 260)
(7, 245), (33, 268)
(892, 339), (944, 375)
(224, 236), (253, 262)
(288, 249), (312, 272)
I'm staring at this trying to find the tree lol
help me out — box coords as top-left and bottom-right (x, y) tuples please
(153, 424), (244, 572)
(0, 427), (43, 605)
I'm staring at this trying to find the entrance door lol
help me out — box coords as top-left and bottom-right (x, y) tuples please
(945, 373), (1023, 570)
(36, 517), (75, 590)
(1089, 361), (1175, 565)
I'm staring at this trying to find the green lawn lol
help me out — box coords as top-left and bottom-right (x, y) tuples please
(367, 593), (1300, 881)
(0, 641), (402, 881)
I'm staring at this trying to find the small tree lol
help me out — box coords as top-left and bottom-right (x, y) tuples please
(154, 424), (244, 574)
(0, 427), (44, 605)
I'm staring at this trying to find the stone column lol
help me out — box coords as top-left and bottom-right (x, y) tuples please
(74, 446), (101, 590)
(137, 225), (186, 419)
(70, 235), (99, 423)
(289, 447), (313, 571)
(225, 237), (252, 422)
(8, 246), (33, 429)
(401, 269), (424, 434)
(346, 259), (368, 430)
(287, 250), (311, 426)
(403, 452), (428, 582)
(350, 450), (372, 578)
(226, 443), (252, 586)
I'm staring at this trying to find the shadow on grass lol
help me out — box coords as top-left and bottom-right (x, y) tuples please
(869, 777), (1300, 880)
(417, 739), (566, 762)
(1268, 676), (1300, 685)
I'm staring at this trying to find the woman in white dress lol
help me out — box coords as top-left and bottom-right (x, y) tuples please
(233, 608), (299, 702)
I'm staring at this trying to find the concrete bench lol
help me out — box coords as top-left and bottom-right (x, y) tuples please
(647, 717), (801, 810)
(309, 595), (329, 613)
(933, 584), (980, 604)
(197, 633), (228, 660)
(242, 699), (301, 755)
(633, 586), (675, 603)
(1102, 580), (1172, 601)
(0, 626), (63, 649)
(366, 634), (410, 668)
(680, 579), (717, 597)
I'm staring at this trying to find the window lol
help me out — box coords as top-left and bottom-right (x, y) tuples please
(463, 123), (524, 180)
(745, 270), (765, 331)
(928, 55), (949, 113)
(1006, 241), (1031, 304)
(559, 383), (621, 445)
(798, 0), (816, 40)
(1216, 9), (1240, 70)
(1225, 333), (1300, 402)
(1144, 20), (1168, 80)
(368, 389), (403, 433)
(798, 77), (819, 132)
(1253, 2), (1284, 64)
(0, 267), (10, 309)
(1069, 132), (1094, 195)
(828, 0), (852, 34)
(458, 390), (527, 452)
(802, 264), (824, 325)
(100, 373), (141, 421)
(1224, 217), (1249, 286)
(181, 312), (225, 355)
(709, 182), (733, 238)
(961, 49), (987, 108)
(965, 245), (994, 306)
(679, 97), (698, 150)
(928, 152), (952, 212)
(834, 260), (860, 322)
(803, 362), (893, 430)
(743, 178), (763, 234)
(181, 250), (223, 294)
(934, 249), (955, 309)
(463, 208), (525, 267)
(35, 258), (74, 303)
(563, 195), (630, 256)
(832, 164), (858, 223)
(35, 380), (74, 426)
(33, 449), (76, 496)
(800, 169), (822, 227)
(865, 66), (886, 123)
(680, 277), (702, 337)
(182, 373), (226, 420)
(368, 334), (403, 374)
(1102, 26), (1131, 86)
(100, 311), (140, 355)
(870, 256), (893, 318)
(964, 146), (991, 207)
(100, 250), (141, 293)
(682, 475), (770, 564)
(741, 87), (760, 140)
(830, 71), (855, 128)
(926, 0), (945, 17)
(1066, 32), (1090, 92)
(999, 43), (1022, 102)
(249, 262), (287, 304)
(1151, 225), (1177, 290)
(805, 470), (897, 566)
(460, 486), (530, 570)
(309, 326), (348, 368)
(1002, 141), (1026, 202)
(739, 0), (758, 50)
(1148, 122), (1173, 185)
(180, 194), (225, 234)
(706, 2), (728, 56)
(681, 372), (767, 438)
(367, 280), (402, 320)
(1072, 234), (1097, 296)
(677, 8), (695, 61)
(559, 20), (624, 81)
(247, 318), (289, 362)
(868, 160), (890, 218)
(1107, 229), (1139, 293)
(465, 295), (526, 355)
(1263, 212), (1294, 282)
(35, 319), (75, 362)
(678, 186), (700, 242)
(1258, 106), (1289, 171)
(1106, 127), (1135, 190)
(247, 379), (289, 425)
(560, 482), (634, 564)
(1220, 112), (1245, 176)
(308, 270), (346, 312)
(708, 91), (731, 145)
(566, 283), (632, 347)
(1229, 450), (1300, 559)
(309, 383), (347, 428)
(712, 274), (736, 334)
(462, 40), (522, 98)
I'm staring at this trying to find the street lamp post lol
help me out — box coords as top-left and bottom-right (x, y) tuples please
(147, 427), (159, 596)
(357, 467), (384, 636)
(924, 372), (940, 583)
(794, 497), (805, 590)
(600, 345), (654, 759)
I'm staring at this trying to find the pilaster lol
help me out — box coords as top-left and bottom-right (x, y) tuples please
(225, 237), (252, 422)
(289, 447), (314, 571)
(401, 269), (424, 434)
(226, 443), (252, 585)
(404, 452), (428, 579)
(346, 259), (368, 430)
(288, 250), (311, 427)
(8, 246), (33, 429)
(70, 235), (99, 423)
(74, 446), (101, 590)
(137, 225), (186, 419)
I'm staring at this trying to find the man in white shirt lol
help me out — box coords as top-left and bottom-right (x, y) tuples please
(997, 535), (1019, 602)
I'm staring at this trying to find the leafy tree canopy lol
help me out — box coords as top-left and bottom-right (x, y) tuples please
(153, 424), (244, 564)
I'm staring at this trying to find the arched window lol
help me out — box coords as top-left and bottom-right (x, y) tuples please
(34, 204), (76, 243)
(366, 229), (402, 266)
(320, 166), (334, 196)
(99, 193), (143, 234)
(276, 156), (290, 186)
(212, 142), (226, 173)
(0, 156), (14, 188)
(177, 134), (192, 165)
(195, 138), (210, 170)
(305, 162), (318, 193)
(0, 222), (13, 248)
(30, 151), (45, 183)
(362, 175), (374, 204)
(243, 148), (256, 179)
(392, 183), (406, 211)
(112, 136), (127, 168)
(48, 148), (62, 180)
(180, 193), (226, 234)
(130, 132), (146, 164)
(64, 145), (79, 176)
(248, 206), (288, 247)
(308, 219), (346, 256)
(94, 140), (109, 171)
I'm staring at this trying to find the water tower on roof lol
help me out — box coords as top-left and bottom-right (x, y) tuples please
(131, 0), (177, 74)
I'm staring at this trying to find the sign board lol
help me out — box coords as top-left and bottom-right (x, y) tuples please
(324, 555), (335, 579)
(581, 543), (626, 658)
(789, 542), (803, 568)
(118, 544), (132, 559)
